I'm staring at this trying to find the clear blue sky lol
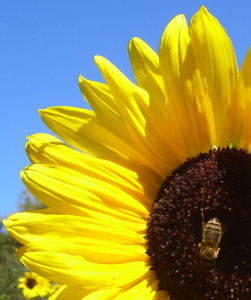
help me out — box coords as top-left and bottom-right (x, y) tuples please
(1, 1), (251, 217)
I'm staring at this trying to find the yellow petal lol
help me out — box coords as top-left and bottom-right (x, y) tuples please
(94, 55), (148, 136)
(6, 209), (145, 246)
(5, 211), (147, 263)
(128, 37), (166, 113)
(39, 107), (164, 184)
(113, 273), (158, 300)
(49, 285), (93, 300)
(26, 133), (158, 208)
(39, 107), (128, 163)
(21, 164), (148, 227)
(79, 76), (120, 117)
(159, 13), (215, 157)
(52, 274), (161, 300)
(21, 238), (147, 264)
(189, 6), (238, 146)
(17, 244), (149, 289)
(95, 56), (182, 178)
(233, 47), (251, 149)
(50, 285), (120, 300)
(128, 37), (185, 172)
(240, 47), (251, 103)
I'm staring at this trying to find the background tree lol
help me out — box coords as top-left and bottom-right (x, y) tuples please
(0, 232), (25, 300)
(0, 190), (47, 299)
(17, 189), (46, 212)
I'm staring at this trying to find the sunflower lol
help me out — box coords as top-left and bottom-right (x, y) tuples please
(18, 271), (51, 299)
(4, 5), (251, 299)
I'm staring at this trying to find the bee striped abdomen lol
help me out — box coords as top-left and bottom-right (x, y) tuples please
(200, 217), (224, 264)
(203, 218), (222, 244)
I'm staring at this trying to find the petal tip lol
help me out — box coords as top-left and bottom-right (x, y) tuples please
(197, 5), (212, 20)
(38, 109), (44, 117)
(94, 55), (103, 63)
(199, 5), (208, 12)
(128, 37), (143, 53)
(78, 74), (84, 81)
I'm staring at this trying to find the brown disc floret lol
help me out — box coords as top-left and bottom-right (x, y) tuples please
(146, 147), (251, 300)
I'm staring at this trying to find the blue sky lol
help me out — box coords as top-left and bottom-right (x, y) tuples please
(1, 1), (251, 217)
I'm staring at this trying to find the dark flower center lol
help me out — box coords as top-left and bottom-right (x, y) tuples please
(146, 147), (251, 300)
(26, 278), (37, 289)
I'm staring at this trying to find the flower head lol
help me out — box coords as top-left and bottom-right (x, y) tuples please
(18, 271), (51, 299)
(4, 6), (251, 299)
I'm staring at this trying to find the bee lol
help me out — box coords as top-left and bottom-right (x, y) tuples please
(199, 213), (224, 264)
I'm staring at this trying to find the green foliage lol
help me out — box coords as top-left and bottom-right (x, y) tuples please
(17, 190), (46, 212)
(0, 232), (49, 300)
(0, 189), (49, 300)
(0, 232), (25, 300)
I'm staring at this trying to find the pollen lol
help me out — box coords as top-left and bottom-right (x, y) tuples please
(146, 147), (251, 299)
